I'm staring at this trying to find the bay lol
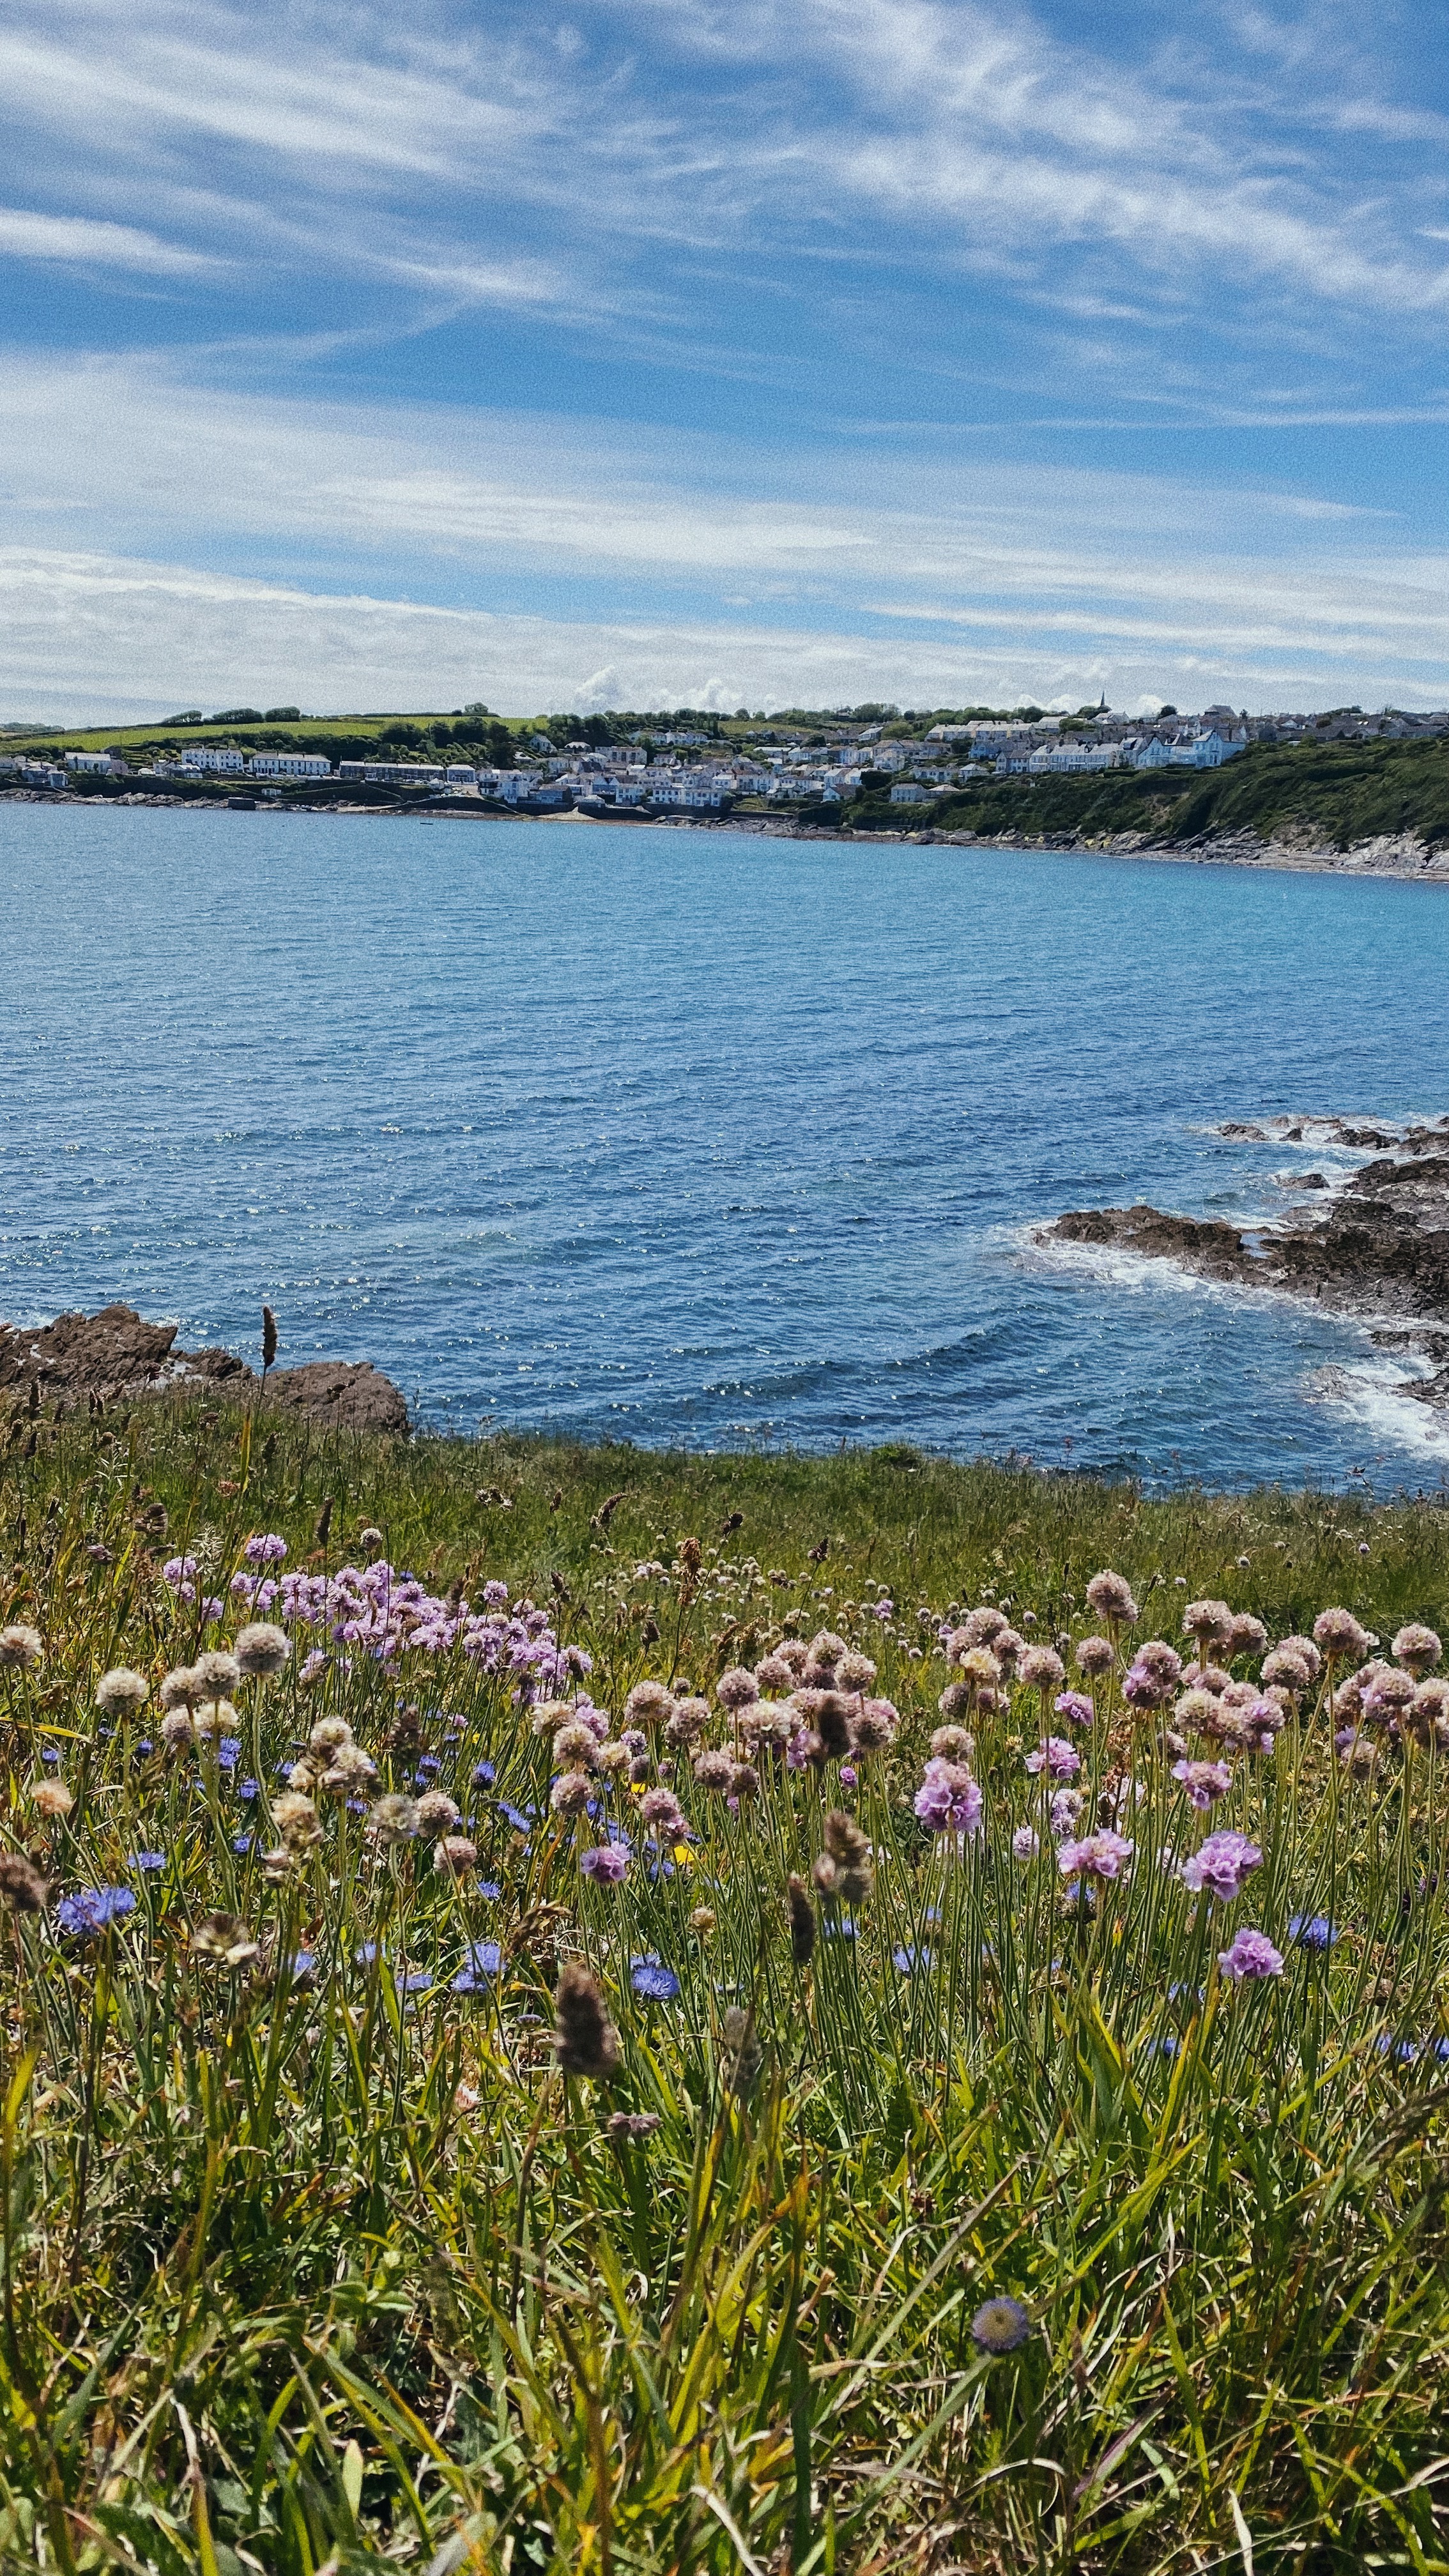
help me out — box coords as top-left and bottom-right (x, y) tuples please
(2, 801), (1446, 1489)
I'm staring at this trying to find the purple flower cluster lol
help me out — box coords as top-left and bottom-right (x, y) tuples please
(1181, 1830), (1262, 1902)
(580, 1842), (629, 1885)
(1056, 1830), (1133, 1882)
(1052, 1690), (1095, 1730)
(1025, 1736), (1080, 1781)
(914, 1758), (984, 1836)
(1217, 1928), (1284, 1981)
(226, 1558), (579, 1689)
(1171, 1757), (1232, 1812)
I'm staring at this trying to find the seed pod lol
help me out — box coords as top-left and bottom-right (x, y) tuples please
(721, 2005), (763, 2102)
(786, 1872), (816, 1966)
(554, 1963), (620, 2080)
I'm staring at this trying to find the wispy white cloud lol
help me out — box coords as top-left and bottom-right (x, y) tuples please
(0, 355), (1445, 713)
(0, 206), (216, 273)
(0, 0), (1443, 719)
(6, 544), (1438, 726)
(1, 0), (1445, 337)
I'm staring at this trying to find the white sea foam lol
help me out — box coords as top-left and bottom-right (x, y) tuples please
(1303, 1358), (1449, 1460)
(1015, 1220), (1449, 1460)
(1016, 1221), (1280, 1312)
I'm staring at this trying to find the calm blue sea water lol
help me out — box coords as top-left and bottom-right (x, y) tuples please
(2, 802), (1447, 1489)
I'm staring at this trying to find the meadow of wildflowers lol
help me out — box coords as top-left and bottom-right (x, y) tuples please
(2, 1404), (1449, 2574)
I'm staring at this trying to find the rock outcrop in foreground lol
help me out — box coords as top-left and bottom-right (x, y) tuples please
(0, 1304), (408, 1432)
(1046, 1116), (1449, 1410)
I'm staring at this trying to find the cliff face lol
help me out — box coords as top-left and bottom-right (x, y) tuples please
(0, 1303), (408, 1432)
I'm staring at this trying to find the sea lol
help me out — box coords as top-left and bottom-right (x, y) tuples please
(3, 801), (1447, 1491)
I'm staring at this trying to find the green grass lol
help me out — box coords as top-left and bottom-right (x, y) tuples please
(3, 1402), (1449, 2574)
(845, 737), (1449, 854)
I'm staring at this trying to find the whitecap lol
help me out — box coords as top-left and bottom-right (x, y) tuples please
(1302, 1358), (1449, 1459)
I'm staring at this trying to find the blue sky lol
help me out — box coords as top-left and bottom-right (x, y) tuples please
(1, 0), (1446, 719)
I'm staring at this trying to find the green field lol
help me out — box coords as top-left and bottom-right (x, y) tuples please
(3, 1399), (1449, 2572)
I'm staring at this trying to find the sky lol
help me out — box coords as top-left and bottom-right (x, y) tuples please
(1, 0), (1446, 721)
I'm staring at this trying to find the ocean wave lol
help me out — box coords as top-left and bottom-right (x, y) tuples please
(1302, 1358), (1449, 1459)
(1013, 1221), (1267, 1308)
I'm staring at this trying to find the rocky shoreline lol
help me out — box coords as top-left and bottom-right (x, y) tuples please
(0, 1304), (408, 1431)
(7, 784), (1449, 884)
(1045, 1116), (1449, 1411)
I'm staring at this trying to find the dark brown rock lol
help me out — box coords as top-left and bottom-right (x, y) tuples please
(0, 1303), (407, 1431)
(0, 1302), (183, 1399)
(261, 1360), (409, 1435)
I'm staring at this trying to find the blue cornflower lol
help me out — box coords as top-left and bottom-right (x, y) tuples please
(477, 1880), (502, 1901)
(290, 1951), (316, 1984)
(56, 1886), (135, 1937)
(820, 1917), (859, 1940)
(41, 1744), (61, 1766)
(892, 1944), (933, 1974)
(498, 1800), (532, 1836)
(416, 1754), (443, 1775)
(355, 1941), (381, 1965)
(399, 1970), (433, 1994)
(631, 1954), (680, 2002)
(127, 1850), (165, 1874)
(1376, 2035), (1420, 2064)
(1289, 1914), (1338, 1951)
(238, 1777), (258, 1802)
(472, 1760), (496, 1787)
(1149, 2035), (1179, 2059)
(232, 1834), (257, 1857)
(452, 1939), (502, 1993)
(137, 1738), (153, 1754)
(217, 1738), (240, 1772)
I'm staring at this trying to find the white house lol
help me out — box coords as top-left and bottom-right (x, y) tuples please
(1027, 742), (1123, 775)
(248, 752), (332, 778)
(651, 777), (731, 809)
(1165, 728), (1245, 769)
(336, 761), (447, 786)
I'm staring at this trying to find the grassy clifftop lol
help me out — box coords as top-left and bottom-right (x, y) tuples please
(3, 1402), (1449, 2570)
(847, 735), (1449, 850)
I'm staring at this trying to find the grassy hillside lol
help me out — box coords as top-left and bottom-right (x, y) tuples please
(3, 1399), (1449, 2571)
(846, 737), (1449, 851)
(0, 712), (529, 766)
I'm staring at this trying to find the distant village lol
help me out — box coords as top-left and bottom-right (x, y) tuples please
(3, 700), (1446, 815)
